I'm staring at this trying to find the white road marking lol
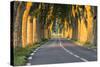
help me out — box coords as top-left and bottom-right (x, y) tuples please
(34, 50), (37, 53)
(30, 53), (34, 56)
(35, 47), (40, 51)
(59, 39), (88, 62)
(26, 63), (31, 65)
(27, 41), (50, 65)
(28, 56), (32, 60)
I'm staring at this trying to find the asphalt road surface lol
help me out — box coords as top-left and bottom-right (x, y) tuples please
(27, 38), (97, 65)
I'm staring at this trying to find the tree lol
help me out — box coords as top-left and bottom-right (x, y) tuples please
(22, 2), (32, 48)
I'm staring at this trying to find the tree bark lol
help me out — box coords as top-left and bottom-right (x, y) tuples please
(27, 16), (33, 46)
(22, 2), (32, 48)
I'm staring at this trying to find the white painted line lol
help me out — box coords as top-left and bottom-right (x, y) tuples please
(27, 41), (50, 65)
(59, 39), (88, 62)
(26, 63), (31, 66)
(80, 57), (88, 61)
(73, 54), (80, 58)
(35, 47), (40, 51)
(32, 47), (41, 54)
(28, 56), (32, 60)
(34, 50), (37, 53)
(30, 53), (34, 56)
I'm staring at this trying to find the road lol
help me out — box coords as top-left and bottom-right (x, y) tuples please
(27, 38), (97, 65)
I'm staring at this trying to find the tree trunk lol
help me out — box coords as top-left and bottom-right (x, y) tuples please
(33, 16), (37, 43)
(22, 2), (32, 48)
(13, 2), (21, 47)
(27, 16), (33, 46)
(85, 5), (93, 44)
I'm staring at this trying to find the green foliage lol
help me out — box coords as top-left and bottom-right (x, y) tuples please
(14, 39), (48, 66)
(41, 38), (48, 42)
(14, 44), (40, 66)
(84, 42), (97, 49)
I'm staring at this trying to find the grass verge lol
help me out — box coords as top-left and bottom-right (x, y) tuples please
(14, 39), (48, 66)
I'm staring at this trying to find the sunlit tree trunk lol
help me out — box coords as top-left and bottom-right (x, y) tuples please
(85, 5), (93, 44)
(49, 21), (53, 38)
(33, 16), (38, 43)
(22, 2), (32, 48)
(69, 26), (72, 39)
(66, 23), (72, 39)
(27, 16), (33, 46)
(76, 6), (88, 44)
(66, 24), (69, 39)
(79, 16), (88, 43)
(33, 4), (42, 43)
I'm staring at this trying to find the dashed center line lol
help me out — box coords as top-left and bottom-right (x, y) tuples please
(59, 39), (88, 62)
